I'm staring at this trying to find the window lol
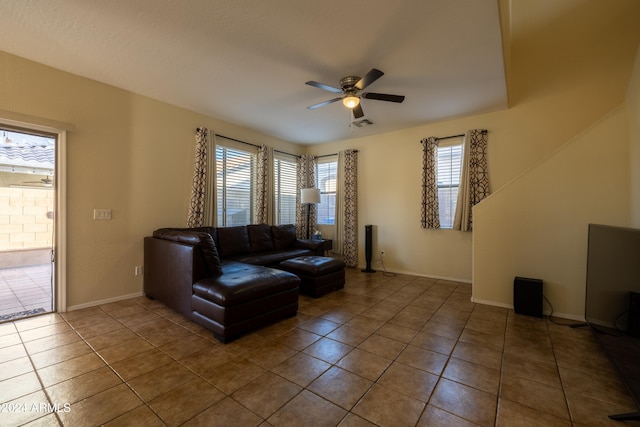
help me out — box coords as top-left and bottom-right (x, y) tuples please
(274, 152), (297, 225)
(437, 140), (464, 229)
(316, 158), (337, 225)
(216, 145), (255, 226)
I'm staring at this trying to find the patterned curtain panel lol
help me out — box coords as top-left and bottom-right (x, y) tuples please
(335, 152), (346, 255)
(342, 150), (358, 267)
(420, 137), (440, 229)
(187, 127), (209, 227)
(296, 155), (317, 238)
(255, 145), (274, 224)
(453, 129), (490, 231)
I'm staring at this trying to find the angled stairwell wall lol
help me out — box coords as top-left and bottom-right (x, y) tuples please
(472, 104), (632, 319)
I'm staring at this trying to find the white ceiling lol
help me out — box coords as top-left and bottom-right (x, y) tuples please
(0, 0), (508, 145)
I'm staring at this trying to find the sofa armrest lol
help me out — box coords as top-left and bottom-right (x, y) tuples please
(144, 236), (207, 319)
(153, 229), (222, 275)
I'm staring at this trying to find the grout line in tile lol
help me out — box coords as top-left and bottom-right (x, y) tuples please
(2, 271), (635, 426)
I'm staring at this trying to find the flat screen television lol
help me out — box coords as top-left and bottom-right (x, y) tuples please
(585, 223), (640, 420)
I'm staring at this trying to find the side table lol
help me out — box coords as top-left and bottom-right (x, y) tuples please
(321, 239), (332, 255)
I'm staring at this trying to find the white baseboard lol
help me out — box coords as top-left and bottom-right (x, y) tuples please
(65, 292), (143, 312)
(471, 297), (586, 321)
(357, 265), (472, 284)
(470, 298), (512, 309)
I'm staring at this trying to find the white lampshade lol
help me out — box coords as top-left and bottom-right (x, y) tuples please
(300, 188), (321, 204)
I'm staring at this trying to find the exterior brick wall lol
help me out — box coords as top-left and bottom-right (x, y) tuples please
(0, 187), (54, 251)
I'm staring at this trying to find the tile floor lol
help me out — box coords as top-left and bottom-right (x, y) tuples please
(0, 264), (53, 321)
(1, 269), (638, 426)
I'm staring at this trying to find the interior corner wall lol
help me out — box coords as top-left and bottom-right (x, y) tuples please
(306, 0), (640, 284)
(0, 50), (302, 309)
(1, 0), (638, 308)
(629, 44), (640, 228)
(472, 105), (631, 318)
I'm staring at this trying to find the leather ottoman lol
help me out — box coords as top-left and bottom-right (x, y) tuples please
(191, 261), (300, 342)
(278, 256), (345, 297)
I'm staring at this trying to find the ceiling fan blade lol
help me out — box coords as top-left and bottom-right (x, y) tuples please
(307, 97), (342, 110)
(305, 81), (343, 93)
(355, 68), (384, 90)
(362, 92), (405, 103)
(352, 103), (364, 119)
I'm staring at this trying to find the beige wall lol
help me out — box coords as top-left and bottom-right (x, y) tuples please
(471, 1), (640, 317)
(0, 51), (302, 309)
(630, 44), (640, 227)
(0, 0), (638, 313)
(307, 0), (640, 319)
(473, 105), (631, 317)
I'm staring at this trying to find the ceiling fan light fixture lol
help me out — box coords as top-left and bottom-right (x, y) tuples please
(342, 95), (360, 109)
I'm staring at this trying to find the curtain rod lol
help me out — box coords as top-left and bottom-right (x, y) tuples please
(287, 150), (359, 159)
(432, 129), (487, 142)
(214, 133), (260, 148)
(438, 134), (465, 141)
(213, 132), (295, 157)
(281, 150), (360, 159)
(315, 150), (359, 158)
(212, 132), (358, 158)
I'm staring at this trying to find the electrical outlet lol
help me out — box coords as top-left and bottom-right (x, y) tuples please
(134, 266), (143, 276)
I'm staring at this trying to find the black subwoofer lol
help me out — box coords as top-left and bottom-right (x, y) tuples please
(513, 276), (543, 318)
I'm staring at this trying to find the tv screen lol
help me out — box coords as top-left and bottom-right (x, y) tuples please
(585, 224), (640, 329)
(585, 223), (640, 420)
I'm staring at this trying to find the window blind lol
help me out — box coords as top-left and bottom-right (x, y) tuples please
(274, 152), (297, 225)
(216, 145), (255, 226)
(316, 157), (338, 225)
(437, 142), (463, 229)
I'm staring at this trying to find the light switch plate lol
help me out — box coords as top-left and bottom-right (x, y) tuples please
(93, 209), (112, 220)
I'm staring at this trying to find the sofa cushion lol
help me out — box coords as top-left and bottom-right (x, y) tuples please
(152, 229), (222, 276)
(271, 224), (297, 249)
(193, 261), (300, 306)
(279, 256), (346, 276)
(216, 226), (251, 258)
(228, 248), (314, 266)
(247, 224), (276, 252)
(154, 226), (215, 236)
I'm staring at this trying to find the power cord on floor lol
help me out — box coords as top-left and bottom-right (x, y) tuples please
(592, 309), (628, 337)
(378, 253), (396, 277)
(543, 294), (583, 326)
(543, 295), (627, 335)
(613, 309), (629, 332)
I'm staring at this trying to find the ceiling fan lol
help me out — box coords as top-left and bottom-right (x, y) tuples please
(305, 68), (405, 119)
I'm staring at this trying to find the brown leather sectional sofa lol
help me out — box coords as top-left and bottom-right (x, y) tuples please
(143, 224), (323, 342)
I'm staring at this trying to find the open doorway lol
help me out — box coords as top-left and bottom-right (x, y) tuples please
(0, 127), (56, 322)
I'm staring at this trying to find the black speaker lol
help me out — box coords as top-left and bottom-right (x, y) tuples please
(513, 277), (543, 317)
(629, 292), (640, 338)
(362, 224), (376, 273)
